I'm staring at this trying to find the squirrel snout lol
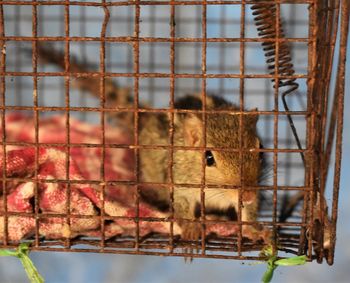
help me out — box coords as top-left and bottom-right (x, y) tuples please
(241, 190), (257, 204)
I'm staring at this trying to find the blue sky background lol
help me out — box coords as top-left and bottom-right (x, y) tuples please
(1, 3), (349, 283)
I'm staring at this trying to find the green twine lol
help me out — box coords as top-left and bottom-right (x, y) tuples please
(0, 243), (307, 283)
(0, 243), (44, 283)
(260, 246), (307, 283)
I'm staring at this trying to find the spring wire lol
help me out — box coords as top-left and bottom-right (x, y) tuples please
(251, 2), (306, 166)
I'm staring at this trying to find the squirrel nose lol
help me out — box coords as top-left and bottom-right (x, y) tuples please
(241, 190), (256, 204)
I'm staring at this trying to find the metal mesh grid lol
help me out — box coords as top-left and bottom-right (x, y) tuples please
(0, 0), (348, 264)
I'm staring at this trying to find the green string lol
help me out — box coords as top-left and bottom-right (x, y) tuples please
(259, 246), (307, 283)
(0, 243), (44, 283)
(1, 243), (306, 283)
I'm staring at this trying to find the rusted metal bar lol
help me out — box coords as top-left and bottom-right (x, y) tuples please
(0, 0), (347, 264)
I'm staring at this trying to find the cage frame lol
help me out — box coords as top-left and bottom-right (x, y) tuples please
(0, 0), (348, 265)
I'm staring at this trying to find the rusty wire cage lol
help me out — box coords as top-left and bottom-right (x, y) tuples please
(0, 0), (349, 265)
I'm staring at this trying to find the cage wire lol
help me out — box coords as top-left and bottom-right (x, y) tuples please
(0, 0), (348, 265)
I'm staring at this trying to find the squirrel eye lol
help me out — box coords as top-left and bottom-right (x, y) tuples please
(205, 150), (215, 166)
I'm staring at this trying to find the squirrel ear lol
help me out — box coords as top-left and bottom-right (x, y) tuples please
(183, 114), (203, 147)
(247, 108), (259, 127)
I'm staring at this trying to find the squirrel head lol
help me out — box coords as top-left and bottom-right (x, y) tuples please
(173, 98), (261, 204)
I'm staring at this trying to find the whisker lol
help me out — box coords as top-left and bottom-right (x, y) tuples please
(205, 191), (226, 202)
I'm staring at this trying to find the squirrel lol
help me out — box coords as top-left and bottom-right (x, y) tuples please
(138, 94), (268, 244)
(36, 44), (271, 246)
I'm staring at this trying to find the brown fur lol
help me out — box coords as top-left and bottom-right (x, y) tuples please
(139, 95), (267, 243)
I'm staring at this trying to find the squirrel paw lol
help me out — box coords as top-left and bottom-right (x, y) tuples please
(242, 225), (272, 244)
(181, 221), (202, 262)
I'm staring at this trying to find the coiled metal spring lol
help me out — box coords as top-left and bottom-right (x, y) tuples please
(251, 2), (305, 165)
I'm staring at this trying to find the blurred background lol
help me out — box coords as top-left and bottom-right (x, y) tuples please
(0, 1), (349, 282)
